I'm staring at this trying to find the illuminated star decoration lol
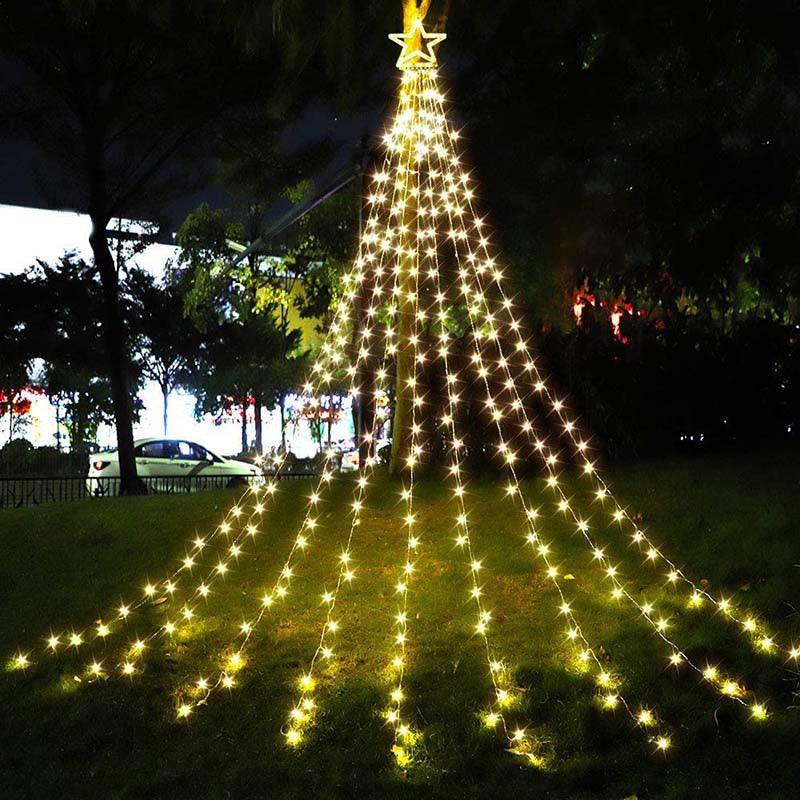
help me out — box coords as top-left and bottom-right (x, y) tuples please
(388, 18), (447, 70)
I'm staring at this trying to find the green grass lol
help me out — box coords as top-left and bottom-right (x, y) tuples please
(1, 447), (799, 799)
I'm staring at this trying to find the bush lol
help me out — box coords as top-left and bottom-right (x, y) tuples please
(538, 315), (800, 457)
(0, 440), (88, 476)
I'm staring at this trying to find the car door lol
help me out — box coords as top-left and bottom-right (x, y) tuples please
(190, 443), (225, 487)
(175, 441), (206, 490)
(135, 441), (174, 491)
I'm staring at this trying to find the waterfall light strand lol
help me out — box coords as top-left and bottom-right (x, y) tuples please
(434, 205), (667, 746)
(286, 115), (418, 745)
(499, 301), (791, 665)
(178, 107), (415, 718)
(9, 147), (404, 675)
(285, 325), (399, 747)
(426, 70), (793, 666)
(465, 221), (793, 667)
(423, 78), (763, 719)
(414, 116), (534, 759)
(109, 481), (278, 678)
(385, 86), (429, 765)
(430, 280), (530, 758)
(23, 483), (262, 671)
(418, 78), (670, 754)
(185, 272), (386, 714)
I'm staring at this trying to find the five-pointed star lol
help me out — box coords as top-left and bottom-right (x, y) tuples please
(388, 18), (447, 70)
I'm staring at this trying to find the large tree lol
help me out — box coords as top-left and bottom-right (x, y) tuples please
(175, 204), (306, 455)
(0, 273), (33, 443)
(0, 1), (327, 491)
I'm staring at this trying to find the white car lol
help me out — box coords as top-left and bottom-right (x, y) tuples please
(87, 438), (262, 496)
(340, 439), (391, 472)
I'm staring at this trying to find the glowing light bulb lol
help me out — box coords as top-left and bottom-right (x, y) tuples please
(655, 736), (671, 751)
(638, 709), (654, 726)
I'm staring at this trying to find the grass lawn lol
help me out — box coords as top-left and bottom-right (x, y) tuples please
(1, 447), (799, 799)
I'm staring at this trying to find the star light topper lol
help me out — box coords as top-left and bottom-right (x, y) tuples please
(388, 18), (447, 70)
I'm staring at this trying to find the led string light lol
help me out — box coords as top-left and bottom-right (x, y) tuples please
(424, 73), (792, 668)
(457, 204), (795, 668)
(179, 99), (419, 717)
(428, 100), (750, 717)
(408, 101), (538, 761)
(285, 114), (420, 745)
(383, 85), (430, 765)
(471, 279), (756, 712)
(10, 484), (274, 675)
(429, 278), (532, 759)
(285, 322), (399, 747)
(421, 77), (765, 719)
(417, 81), (670, 756)
(8, 150), (408, 676)
(109, 159), (416, 677)
(9, 25), (779, 766)
(104, 478), (296, 678)
(185, 259), (391, 717)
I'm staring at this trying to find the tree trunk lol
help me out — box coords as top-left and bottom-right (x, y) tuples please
(389, 163), (419, 475)
(326, 395), (332, 448)
(73, 395), (89, 455)
(89, 219), (144, 494)
(253, 393), (263, 454)
(161, 384), (169, 436)
(358, 369), (376, 466)
(403, 0), (432, 31)
(401, 0), (449, 34)
(240, 399), (248, 454)
(279, 392), (287, 452)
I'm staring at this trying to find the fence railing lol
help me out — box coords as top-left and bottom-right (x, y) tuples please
(0, 472), (317, 510)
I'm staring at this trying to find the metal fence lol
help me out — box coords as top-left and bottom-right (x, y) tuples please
(0, 472), (317, 510)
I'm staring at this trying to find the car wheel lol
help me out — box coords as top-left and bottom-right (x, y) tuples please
(226, 476), (248, 489)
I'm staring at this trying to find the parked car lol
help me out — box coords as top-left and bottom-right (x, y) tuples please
(340, 439), (391, 472)
(87, 438), (262, 495)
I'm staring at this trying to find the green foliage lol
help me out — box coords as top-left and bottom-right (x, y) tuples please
(174, 203), (308, 433)
(443, 1), (800, 330)
(0, 273), (33, 396)
(0, 258), (123, 451)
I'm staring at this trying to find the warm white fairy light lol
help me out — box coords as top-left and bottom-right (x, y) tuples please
(188, 105), (416, 721)
(286, 237), (406, 744)
(10, 30), (784, 761)
(417, 79), (676, 749)
(418, 120), (537, 763)
(382, 103), (431, 762)
(444, 124), (790, 665)
(421, 77), (760, 715)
